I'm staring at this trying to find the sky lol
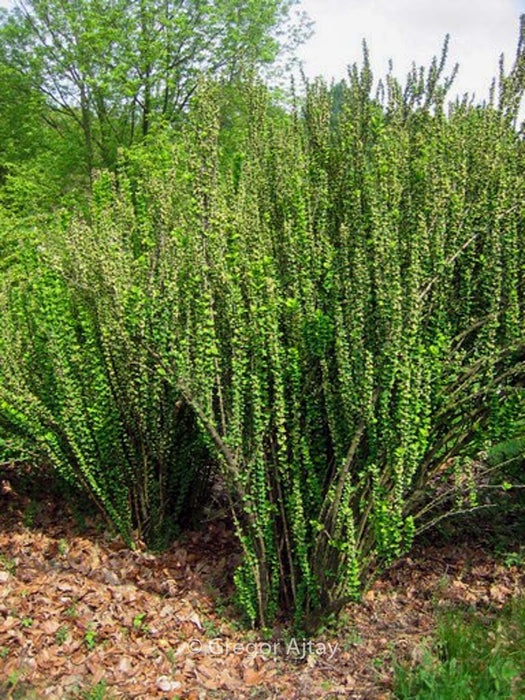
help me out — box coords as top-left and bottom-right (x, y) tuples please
(296, 0), (525, 103)
(1, 0), (524, 105)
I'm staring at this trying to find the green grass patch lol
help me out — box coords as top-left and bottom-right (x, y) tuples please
(394, 597), (525, 699)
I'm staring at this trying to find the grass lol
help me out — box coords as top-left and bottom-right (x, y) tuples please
(0, 672), (39, 700)
(393, 596), (525, 699)
(84, 624), (98, 651)
(0, 553), (17, 575)
(0, 674), (111, 700)
(77, 680), (112, 699)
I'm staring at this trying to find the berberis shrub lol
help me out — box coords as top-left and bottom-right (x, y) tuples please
(0, 40), (523, 628)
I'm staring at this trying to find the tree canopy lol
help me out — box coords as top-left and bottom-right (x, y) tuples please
(0, 0), (310, 176)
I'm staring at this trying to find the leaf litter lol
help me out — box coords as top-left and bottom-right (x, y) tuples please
(0, 463), (523, 698)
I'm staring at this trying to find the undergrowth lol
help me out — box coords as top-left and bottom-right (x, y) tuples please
(394, 596), (525, 699)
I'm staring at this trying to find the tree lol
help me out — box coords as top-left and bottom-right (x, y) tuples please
(0, 0), (310, 176)
(0, 61), (87, 213)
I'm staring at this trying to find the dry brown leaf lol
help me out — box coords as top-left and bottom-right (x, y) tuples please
(117, 656), (133, 673)
(41, 619), (60, 635)
(56, 582), (73, 592)
(160, 604), (175, 618)
(196, 671), (220, 690)
(0, 616), (18, 632)
(156, 676), (181, 692)
(243, 666), (264, 685)
(489, 584), (511, 602)
(188, 611), (202, 630)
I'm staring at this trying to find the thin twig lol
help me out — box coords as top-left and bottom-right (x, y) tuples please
(415, 503), (498, 537)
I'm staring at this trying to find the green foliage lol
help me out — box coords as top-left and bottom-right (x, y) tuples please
(0, 0), (309, 178)
(84, 625), (98, 651)
(132, 612), (147, 630)
(1, 27), (524, 631)
(487, 413), (525, 484)
(0, 171), (214, 547)
(393, 597), (525, 699)
(0, 62), (88, 214)
(78, 680), (112, 700)
(55, 625), (69, 646)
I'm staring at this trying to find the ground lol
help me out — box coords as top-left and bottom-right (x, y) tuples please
(0, 464), (523, 699)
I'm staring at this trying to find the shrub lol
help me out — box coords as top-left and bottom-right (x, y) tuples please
(0, 37), (524, 628)
(0, 172), (213, 548)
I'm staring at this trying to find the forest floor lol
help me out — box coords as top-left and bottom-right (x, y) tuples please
(0, 463), (523, 699)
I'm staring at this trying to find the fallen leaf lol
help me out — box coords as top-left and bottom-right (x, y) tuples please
(41, 620), (60, 635)
(156, 676), (181, 692)
(244, 666), (264, 685)
(117, 656), (132, 673)
(188, 611), (202, 630)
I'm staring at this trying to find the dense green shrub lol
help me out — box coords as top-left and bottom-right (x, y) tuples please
(1, 38), (524, 628)
(0, 175), (213, 548)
